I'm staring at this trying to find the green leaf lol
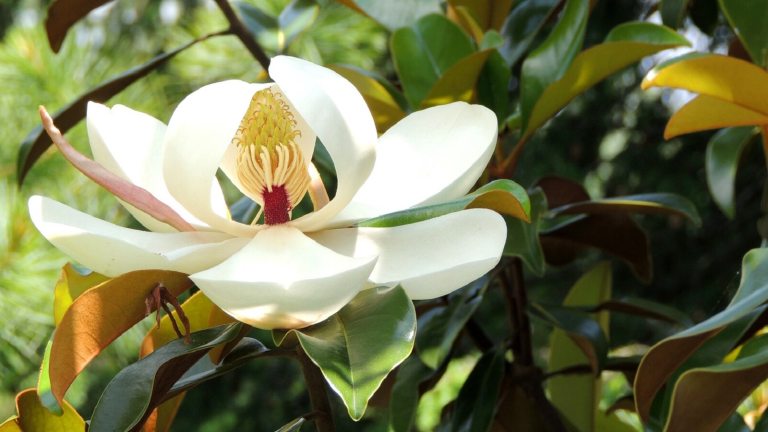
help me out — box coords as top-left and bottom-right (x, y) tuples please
(522, 22), (690, 139)
(17, 36), (215, 185)
(719, 0), (768, 67)
(391, 14), (475, 108)
(587, 297), (692, 326)
(635, 248), (768, 423)
(36, 337), (58, 415)
(278, 0), (319, 51)
(388, 356), (435, 432)
(235, 2), (280, 51)
(1, 389), (85, 431)
(416, 278), (488, 369)
(547, 263), (612, 431)
(531, 302), (608, 374)
(706, 127), (757, 219)
(89, 324), (244, 431)
(660, 0), (691, 28)
(275, 416), (306, 432)
(357, 179), (530, 227)
(520, 0), (589, 132)
(337, 0), (441, 31)
(53, 263), (108, 326)
(279, 286), (416, 420)
(665, 337), (768, 431)
(44, 0), (111, 52)
(476, 50), (511, 123)
(498, 0), (559, 67)
(420, 49), (493, 108)
(548, 192), (702, 227)
(503, 188), (546, 276)
(449, 348), (506, 432)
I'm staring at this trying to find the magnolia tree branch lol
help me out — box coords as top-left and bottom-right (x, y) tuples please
(296, 348), (334, 432)
(213, 0), (271, 70)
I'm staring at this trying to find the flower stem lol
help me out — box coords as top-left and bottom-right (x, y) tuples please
(504, 258), (533, 366)
(213, 0), (271, 70)
(297, 347), (334, 432)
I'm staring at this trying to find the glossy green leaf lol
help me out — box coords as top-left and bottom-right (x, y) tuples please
(391, 14), (474, 108)
(279, 287), (416, 420)
(450, 348), (506, 432)
(337, 0), (440, 31)
(523, 22), (690, 139)
(548, 263), (612, 431)
(503, 188), (546, 275)
(754, 404), (768, 432)
(278, 0), (319, 51)
(17, 36), (217, 185)
(89, 324), (243, 431)
(719, 0), (768, 67)
(388, 356), (435, 432)
(706, 127), (757, 219)
(416, 278), (488, 369)
(499, 0), (559, 67)
(660, 0), (691, 28)
(520, 0), (588, 131)
(635, 248), (768, 423)
(665, 337), (768, 431)
(531, 303), (608, 374)
(36, 337), (57, 415)
(476, 50), (511, 123)
(720, 413), (752, 432)
(420, 49), (493, 108)
(358, 179), (530, 227)
(549, 192), (702, 227)
(329, 64), (407, 132)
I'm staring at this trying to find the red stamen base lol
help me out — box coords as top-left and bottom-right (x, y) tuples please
(263, 185), (291, 225)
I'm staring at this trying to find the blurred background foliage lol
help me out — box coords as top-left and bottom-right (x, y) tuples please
(0, 0), (765, 430)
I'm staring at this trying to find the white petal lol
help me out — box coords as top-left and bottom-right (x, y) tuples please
(163, 80), (271, 237)
(218, 85), (316, 204)
(29, 196), (248, 277)
(332, 102), (498, 224)
(311, 209), (506, 299)
(86, 102), (211, 232)
(191, 225), (377, 329)
(269, 56), (377, 232)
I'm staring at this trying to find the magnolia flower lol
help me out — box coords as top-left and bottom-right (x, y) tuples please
(29, 55), (506, 329)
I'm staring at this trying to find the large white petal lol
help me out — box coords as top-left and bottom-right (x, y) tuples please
(191, 225), (377, 329)
(269, 56), (377, 232)
(311, 209), (506, 299)
(29, 196), (248, 277)
(332, 102), (498, 224)
(86, 102), (210, 232)
(163, 80), (270, 237)
(218, 85), (316, 205)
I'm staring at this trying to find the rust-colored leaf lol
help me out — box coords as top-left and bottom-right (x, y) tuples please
(50, 270), (193, 406)
(541, 214), (652, 282)
(45, 0), (112, 52)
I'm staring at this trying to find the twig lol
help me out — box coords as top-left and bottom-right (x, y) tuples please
(213, 0), (271, 70)
(297, 347), (334, 432)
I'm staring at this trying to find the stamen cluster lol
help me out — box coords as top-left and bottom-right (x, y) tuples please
(233, 89), (310, 224)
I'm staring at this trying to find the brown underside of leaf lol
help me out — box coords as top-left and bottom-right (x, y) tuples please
(50, 270), (193, 405)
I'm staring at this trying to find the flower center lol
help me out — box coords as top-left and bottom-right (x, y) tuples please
(233, 88), (310, 225)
